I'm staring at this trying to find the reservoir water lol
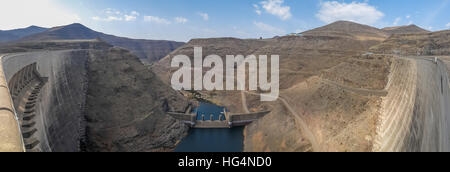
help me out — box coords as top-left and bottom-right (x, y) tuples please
(175, 102), (244, 152)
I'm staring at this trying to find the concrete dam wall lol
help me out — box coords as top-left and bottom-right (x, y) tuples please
(0, 44), (190, 152)
(1, 50), (89, 152)
(374, 56), (450, 152)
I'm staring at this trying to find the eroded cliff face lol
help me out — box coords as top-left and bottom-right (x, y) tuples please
(84, 47), (189, 152)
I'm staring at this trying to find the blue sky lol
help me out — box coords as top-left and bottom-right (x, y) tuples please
(0, 0), (449, 42)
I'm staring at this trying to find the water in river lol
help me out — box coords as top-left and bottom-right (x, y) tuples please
(175, 102), (244, 152)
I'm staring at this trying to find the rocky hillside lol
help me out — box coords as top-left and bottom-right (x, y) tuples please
(382, 25), (429, 35)
(370, 30), (450, 55)
(17, 23), (184, 63)
(154, 22), (388, 90)
(85, 47), (190, 152)
(302, 21), (389, 41)
(152, 21), (394, 152)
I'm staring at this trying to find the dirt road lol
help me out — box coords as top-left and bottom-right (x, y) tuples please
(242, 91), (321, 151)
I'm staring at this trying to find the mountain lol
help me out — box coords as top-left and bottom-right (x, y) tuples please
(370, 30), (450, 55)
(302, 21), (389, 41)
(0, 26), (47, 43)
(18, 23), (184, 63)
(382, 24), (429, 35)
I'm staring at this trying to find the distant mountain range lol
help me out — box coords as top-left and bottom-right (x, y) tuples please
(0, 21), (433, 63)
(302, 21), (430, 41)
(0, 26), (47, 43)
(0, 23), (184, 63)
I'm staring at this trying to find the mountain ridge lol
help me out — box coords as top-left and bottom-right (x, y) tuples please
(0, 26), (48, 43)
(16, 23), (185, 63)
(382, 24), (430, 35)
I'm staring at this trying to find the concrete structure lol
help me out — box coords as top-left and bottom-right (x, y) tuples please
(373, 56), (450, 152)
(168, 106), (270, 128)
(0, 50), (91, 152)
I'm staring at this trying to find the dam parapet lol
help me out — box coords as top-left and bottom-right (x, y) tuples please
(0, 55), (25, 152)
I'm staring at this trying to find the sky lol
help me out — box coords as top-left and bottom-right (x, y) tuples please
(0, 0), (449, 42)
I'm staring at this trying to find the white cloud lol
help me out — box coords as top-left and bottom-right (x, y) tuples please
(406, 15), (411, 19)
(254, 21), (285, 34)
(131, 11), (140, 16)
(175, 17), (188, 24)
(144, 16), (171, 24)
(198, 12), (209, 21)
(124, 15), (137, 21)
(446, 23), (450, 28)
(253, 4), (262, 15)
(393, 17), (402, 25)
(0, 0), (81, 30)
(316, 1), (384, 25)
(260, 0), (292, 20)
(91, 16), (101, 21)
(92, 9), (139, 22)
(104, 8), (121, 15)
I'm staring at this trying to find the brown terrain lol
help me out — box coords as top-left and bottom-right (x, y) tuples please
(152, 20), (450, 152)
(382, 25), (430, 35)
(370, 30), (450, 55)
(84, 47), (190, 152)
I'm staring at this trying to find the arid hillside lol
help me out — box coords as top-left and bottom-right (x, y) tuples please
(302, 21), (389, 41)
(382, 25), (429, 35)
(370, 30), (450, 55)
(85, 47), (190, 152)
